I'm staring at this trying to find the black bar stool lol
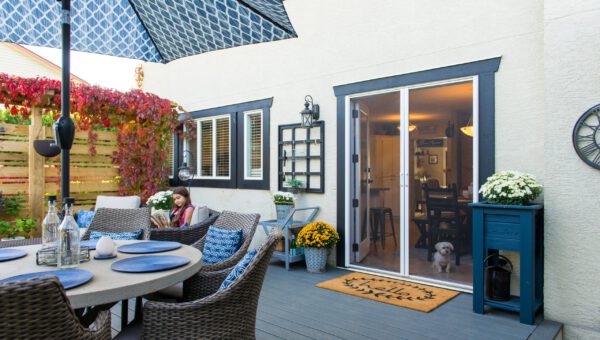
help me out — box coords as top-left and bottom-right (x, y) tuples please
(369, 207), (397, 249)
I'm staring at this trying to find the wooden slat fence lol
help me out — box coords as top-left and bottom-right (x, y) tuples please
(0, 122), (119, 225)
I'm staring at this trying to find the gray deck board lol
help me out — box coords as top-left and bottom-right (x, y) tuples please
(257, 264), (537, 340)
(111, 262), (545, 339)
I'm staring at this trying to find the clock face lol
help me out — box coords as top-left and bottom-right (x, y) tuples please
(573, 104), (600, 169)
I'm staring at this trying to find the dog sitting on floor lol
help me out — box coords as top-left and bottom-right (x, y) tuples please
(433, 241), (454, 273)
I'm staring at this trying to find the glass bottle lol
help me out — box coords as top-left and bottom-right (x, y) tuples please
(57, 197), (80, 268)
(41, 195), (60, 249)
(290, 234), (297, 256)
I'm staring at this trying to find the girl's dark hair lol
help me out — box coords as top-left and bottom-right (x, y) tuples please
(171, 187), (192, 227)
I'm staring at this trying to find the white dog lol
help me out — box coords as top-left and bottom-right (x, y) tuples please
(433, 242), (454, 273)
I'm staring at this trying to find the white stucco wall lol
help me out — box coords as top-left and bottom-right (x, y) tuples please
(543, 1), (600, 338)
(142, 1), (600, 336)
(144, 0), (545, 223)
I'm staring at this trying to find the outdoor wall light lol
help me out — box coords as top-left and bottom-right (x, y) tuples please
(178, 150), (195, 190)
(300, 95), (320, 128)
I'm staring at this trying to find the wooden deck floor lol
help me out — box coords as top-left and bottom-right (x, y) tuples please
(112, 262), (551, 339)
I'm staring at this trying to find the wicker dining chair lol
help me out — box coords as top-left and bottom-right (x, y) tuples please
(180, 210), (259, 300)
(149, 209), (219, 245)
(0, 276), (111, 340)
(81, 207), (151, 240)
(0, 237), (42, 248)
(141, 234), (280, 340)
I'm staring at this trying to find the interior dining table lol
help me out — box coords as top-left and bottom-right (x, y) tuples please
(0, 240), (202, 327)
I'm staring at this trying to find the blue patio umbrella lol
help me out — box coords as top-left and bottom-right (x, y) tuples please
(0, 0), (297, 199)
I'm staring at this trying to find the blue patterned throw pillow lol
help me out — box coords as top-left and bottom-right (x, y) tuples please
(218, 249), (257, 291)
(76, 210), (96, 228)
(202, 226), (243, 264)
(89, 229), (143, 241)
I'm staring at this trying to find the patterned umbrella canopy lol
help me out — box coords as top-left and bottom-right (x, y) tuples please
(0, 0), (296, 198)
(0, 0), (297, 63)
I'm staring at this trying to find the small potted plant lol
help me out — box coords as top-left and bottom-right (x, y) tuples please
(146, 190), (174, 227)
(273, 191), (295, 221)
(285, 178), (305, 194)
(296, 221), (340, 273)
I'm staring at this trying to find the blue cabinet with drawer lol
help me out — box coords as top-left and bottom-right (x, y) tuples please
(470, 202), (543, 325)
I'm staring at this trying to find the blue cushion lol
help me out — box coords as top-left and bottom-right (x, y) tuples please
(76, 210), (96, 228)
(218, 249), (257, 291)
(89, 229), (143, 241)
(202, 226), (243, 264)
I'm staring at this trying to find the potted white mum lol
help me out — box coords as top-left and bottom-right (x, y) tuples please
(273, 191), (295, 221)
(479, 171), (543, 205)
(146, 190), (174, 227)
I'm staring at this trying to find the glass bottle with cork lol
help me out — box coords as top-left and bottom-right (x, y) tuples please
(57, 197), (80, 268)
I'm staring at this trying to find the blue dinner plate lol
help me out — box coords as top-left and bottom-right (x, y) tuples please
(117, 241), (181, 254)
(111, 255), (190, 273)
(94, 254), (117, 260)
(0, 269), (93, 289)
(80, 240), (98, 250)
(0, 248), (27, 262)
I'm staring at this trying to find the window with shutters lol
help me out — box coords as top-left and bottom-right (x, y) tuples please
(177, 98), (271, 190)
(197, 115), (230, 179)
(167, 133), (175, 178)
(244, 110), (263, 180)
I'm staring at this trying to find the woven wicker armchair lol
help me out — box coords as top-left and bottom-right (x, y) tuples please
(0, 276), (111, 340)
(82, 207), (151, 240)
(141, 234), (279, 340)
(149, 209), (219, 245)
(181, 210), (259, 301)
(0, 237), (41, 248)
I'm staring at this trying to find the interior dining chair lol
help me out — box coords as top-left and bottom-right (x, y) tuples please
(0, 276), (111, 339)
(423, 183), (469, 265)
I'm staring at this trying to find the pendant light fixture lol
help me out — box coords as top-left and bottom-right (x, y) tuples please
(461, 116), (473, 137)
(398, 123), (417, 132)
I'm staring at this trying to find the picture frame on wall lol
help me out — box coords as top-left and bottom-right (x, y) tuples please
(428, 154), (438, 164)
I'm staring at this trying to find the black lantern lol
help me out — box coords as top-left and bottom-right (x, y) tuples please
(178, 150), (195, 190)
(300, 95), (320, 128)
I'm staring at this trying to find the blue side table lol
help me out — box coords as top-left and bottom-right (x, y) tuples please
(470, 202), (543, 325)
(260, 206), (319, 270)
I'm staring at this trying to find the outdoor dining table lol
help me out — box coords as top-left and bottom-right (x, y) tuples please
(0, 240), (202, 310)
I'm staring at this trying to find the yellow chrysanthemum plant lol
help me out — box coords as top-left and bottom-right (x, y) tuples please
(296, 221), (340, 249)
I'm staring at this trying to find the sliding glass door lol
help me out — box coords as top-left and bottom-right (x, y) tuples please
(349, 78), (477, 288)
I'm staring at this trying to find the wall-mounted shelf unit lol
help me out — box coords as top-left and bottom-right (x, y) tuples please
(278, 122), (324, 193)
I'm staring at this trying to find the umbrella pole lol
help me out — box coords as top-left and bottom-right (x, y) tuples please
(56, 0), (75, 201)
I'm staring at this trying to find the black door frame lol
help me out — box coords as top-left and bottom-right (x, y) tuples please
(333, 57), (501, 266)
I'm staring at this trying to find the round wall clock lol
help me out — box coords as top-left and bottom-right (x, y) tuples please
(572, 103), (600, 169)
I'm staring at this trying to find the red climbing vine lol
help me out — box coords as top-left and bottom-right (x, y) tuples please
(0, 73), (193, 200)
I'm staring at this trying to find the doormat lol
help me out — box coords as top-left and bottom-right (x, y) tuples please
(316, 273), (460, 312)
